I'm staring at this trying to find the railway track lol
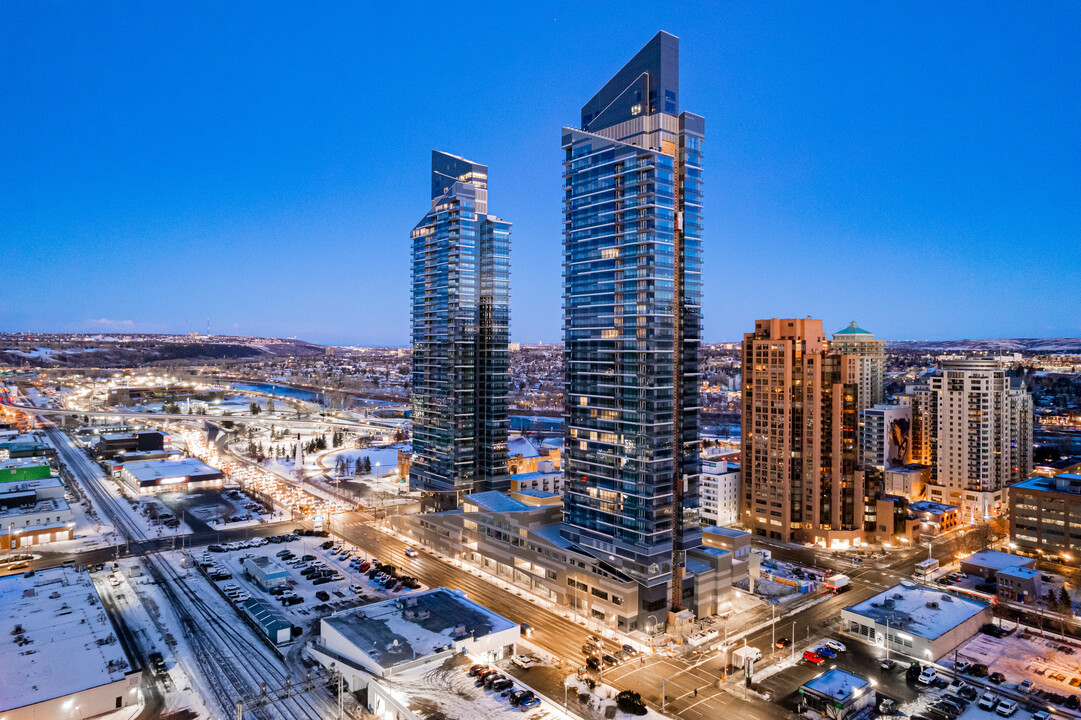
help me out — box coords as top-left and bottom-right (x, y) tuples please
(47, 426), (335, 720)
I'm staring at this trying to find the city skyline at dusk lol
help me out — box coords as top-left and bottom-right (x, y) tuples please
(2, 3), (1078, 345)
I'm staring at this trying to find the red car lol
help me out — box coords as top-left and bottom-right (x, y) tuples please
(803, 650), (825, 664)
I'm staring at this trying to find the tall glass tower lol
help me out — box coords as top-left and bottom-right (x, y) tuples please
(561, 32), (704, 615)
(410, 151), (511, 510)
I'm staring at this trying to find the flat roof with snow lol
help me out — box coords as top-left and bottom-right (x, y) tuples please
(846, 584), (988, 640)
(997, 566), (1040, 580)
(0, 568), (133, 712)
(801, 668), (870, 703)
(464, 491), (530, 513)
(323, 588), (516, 670)
(120, 457), (221, 484)
(963, 549), (1034, 572)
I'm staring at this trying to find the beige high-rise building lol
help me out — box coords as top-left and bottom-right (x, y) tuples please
(741, 319), (888, 545)
(830, 322), (886, 411)
(905, 357), (1033, 519)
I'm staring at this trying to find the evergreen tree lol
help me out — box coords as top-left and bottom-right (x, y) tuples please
(1045, 588), (1059, 613)
(1059, 586), (1072, 614)
(267, 398), (275, 414)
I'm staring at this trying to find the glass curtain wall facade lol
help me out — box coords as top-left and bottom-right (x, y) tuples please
(561, 31), (704, 616)
(410, 151), (510, 510)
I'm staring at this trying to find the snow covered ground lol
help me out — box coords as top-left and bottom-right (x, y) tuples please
(564, 676), (667, 720)
(92, 566), (212, 720)
(953, 628), (1081, 697)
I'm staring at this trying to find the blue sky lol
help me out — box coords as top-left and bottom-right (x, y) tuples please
(2, 2), (1078, 346)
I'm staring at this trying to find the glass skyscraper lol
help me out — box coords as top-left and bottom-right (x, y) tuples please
(561, 32), (704, 613)
(410, 151), (511, 510)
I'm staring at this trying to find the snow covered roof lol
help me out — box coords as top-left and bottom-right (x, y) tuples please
(464, 491), (529, 513)
(120, 457), (221, 483)
(532, 522), (573, 549)
(996, 566), (1040, 580)
(507, 435), (539, 458)
(0, 568), (134, 712)
(846, 584), (989, 640)
(0, 457), (50, 471)
(323, 588), (516, 670)
(512, 488), (559, 499)
(963, 549), (1034, 572)
(801, 668), (870, 702)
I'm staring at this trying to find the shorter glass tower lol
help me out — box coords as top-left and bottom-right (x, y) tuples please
(410, 151), (510, 509)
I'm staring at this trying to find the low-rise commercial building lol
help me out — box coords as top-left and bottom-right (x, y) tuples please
(1009, 474), (1081, 562)
(960, 549), (1036, 580)
(0, 568), (142, 720)
(883, 464), (931, 500)
(908, 500), (961, 536)
(995, 566), (1041, 604)
(0, 458), (52, 483)
(842, 583), (991, 661)
(117, 457), (223, 494)
(394, 490), (736, 633)
(0, 476), (66, 502)
(0, 498), (74, 549)
(308, 587), (518, 691)
(94, 430), (168, 460)
(798, 668), (875, 719)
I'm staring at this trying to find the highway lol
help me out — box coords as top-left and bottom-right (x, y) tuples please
(9, 401), (388, 431)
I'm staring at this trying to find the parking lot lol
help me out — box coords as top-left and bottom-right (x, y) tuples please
(195, 530), (427, 626)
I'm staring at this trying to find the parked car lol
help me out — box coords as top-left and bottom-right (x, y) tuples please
(955, 660), (971, 674)
(512, 655), (534, 669)
(824, 639), (847, 653)
(997, 700), (1018, 717)
(468, 664), (487, 677)
(881, 658), (898, 671)
(970, 663), (989, 677)
(1032, 711), (1050, 720)
(907, 663), (925, 681)
(520, 696), (540, 709)
(990, 672), (1007, 685)
(491, 678), (513, 691)
(919, 668), (938, 685)
(959, 686), (978, 701)
(947, 681), (969, 696)
(803, 650), (825, 664)
(775, 637), (791, 649)
(315, 590), (330, 601)
(509, 690), (535, 707)
(979, 693), (1000, 711)
(816, 646), (837, 659)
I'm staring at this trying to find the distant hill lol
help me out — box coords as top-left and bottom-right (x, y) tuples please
(886, 338), (1081, 354)
(0, 333), (324, 368)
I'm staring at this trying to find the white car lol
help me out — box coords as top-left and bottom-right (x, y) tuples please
(946, 681), (968, 695)
(997, 699), (1018, 717)
(980, 693), (1000, 711)
(404, 548), (418, 558)
(825, 639), (847, 653)
(918, 668), (937, 685)
(1018, 679), (1034, 694)
(511, 655), (534, 669)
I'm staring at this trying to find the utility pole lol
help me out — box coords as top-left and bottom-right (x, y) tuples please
(235, 700), (242, 720)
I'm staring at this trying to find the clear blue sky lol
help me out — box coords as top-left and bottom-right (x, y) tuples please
(2, 2), (1078, 346)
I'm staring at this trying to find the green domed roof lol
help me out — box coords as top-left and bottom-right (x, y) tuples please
(834, 321), (872, 335)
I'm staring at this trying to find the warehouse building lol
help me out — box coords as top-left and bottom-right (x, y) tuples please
(308, 588), (518, 691)
(0, 568), (142, 720)
(0, 498), (74, 549)
(0, 476), (66, 502)
(0, 457), (53, 483)
(238, 597), (293, 645)
(94, 430), (168, 460)
(842, 583), (991, 661)
(118, 457), (223, 494)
